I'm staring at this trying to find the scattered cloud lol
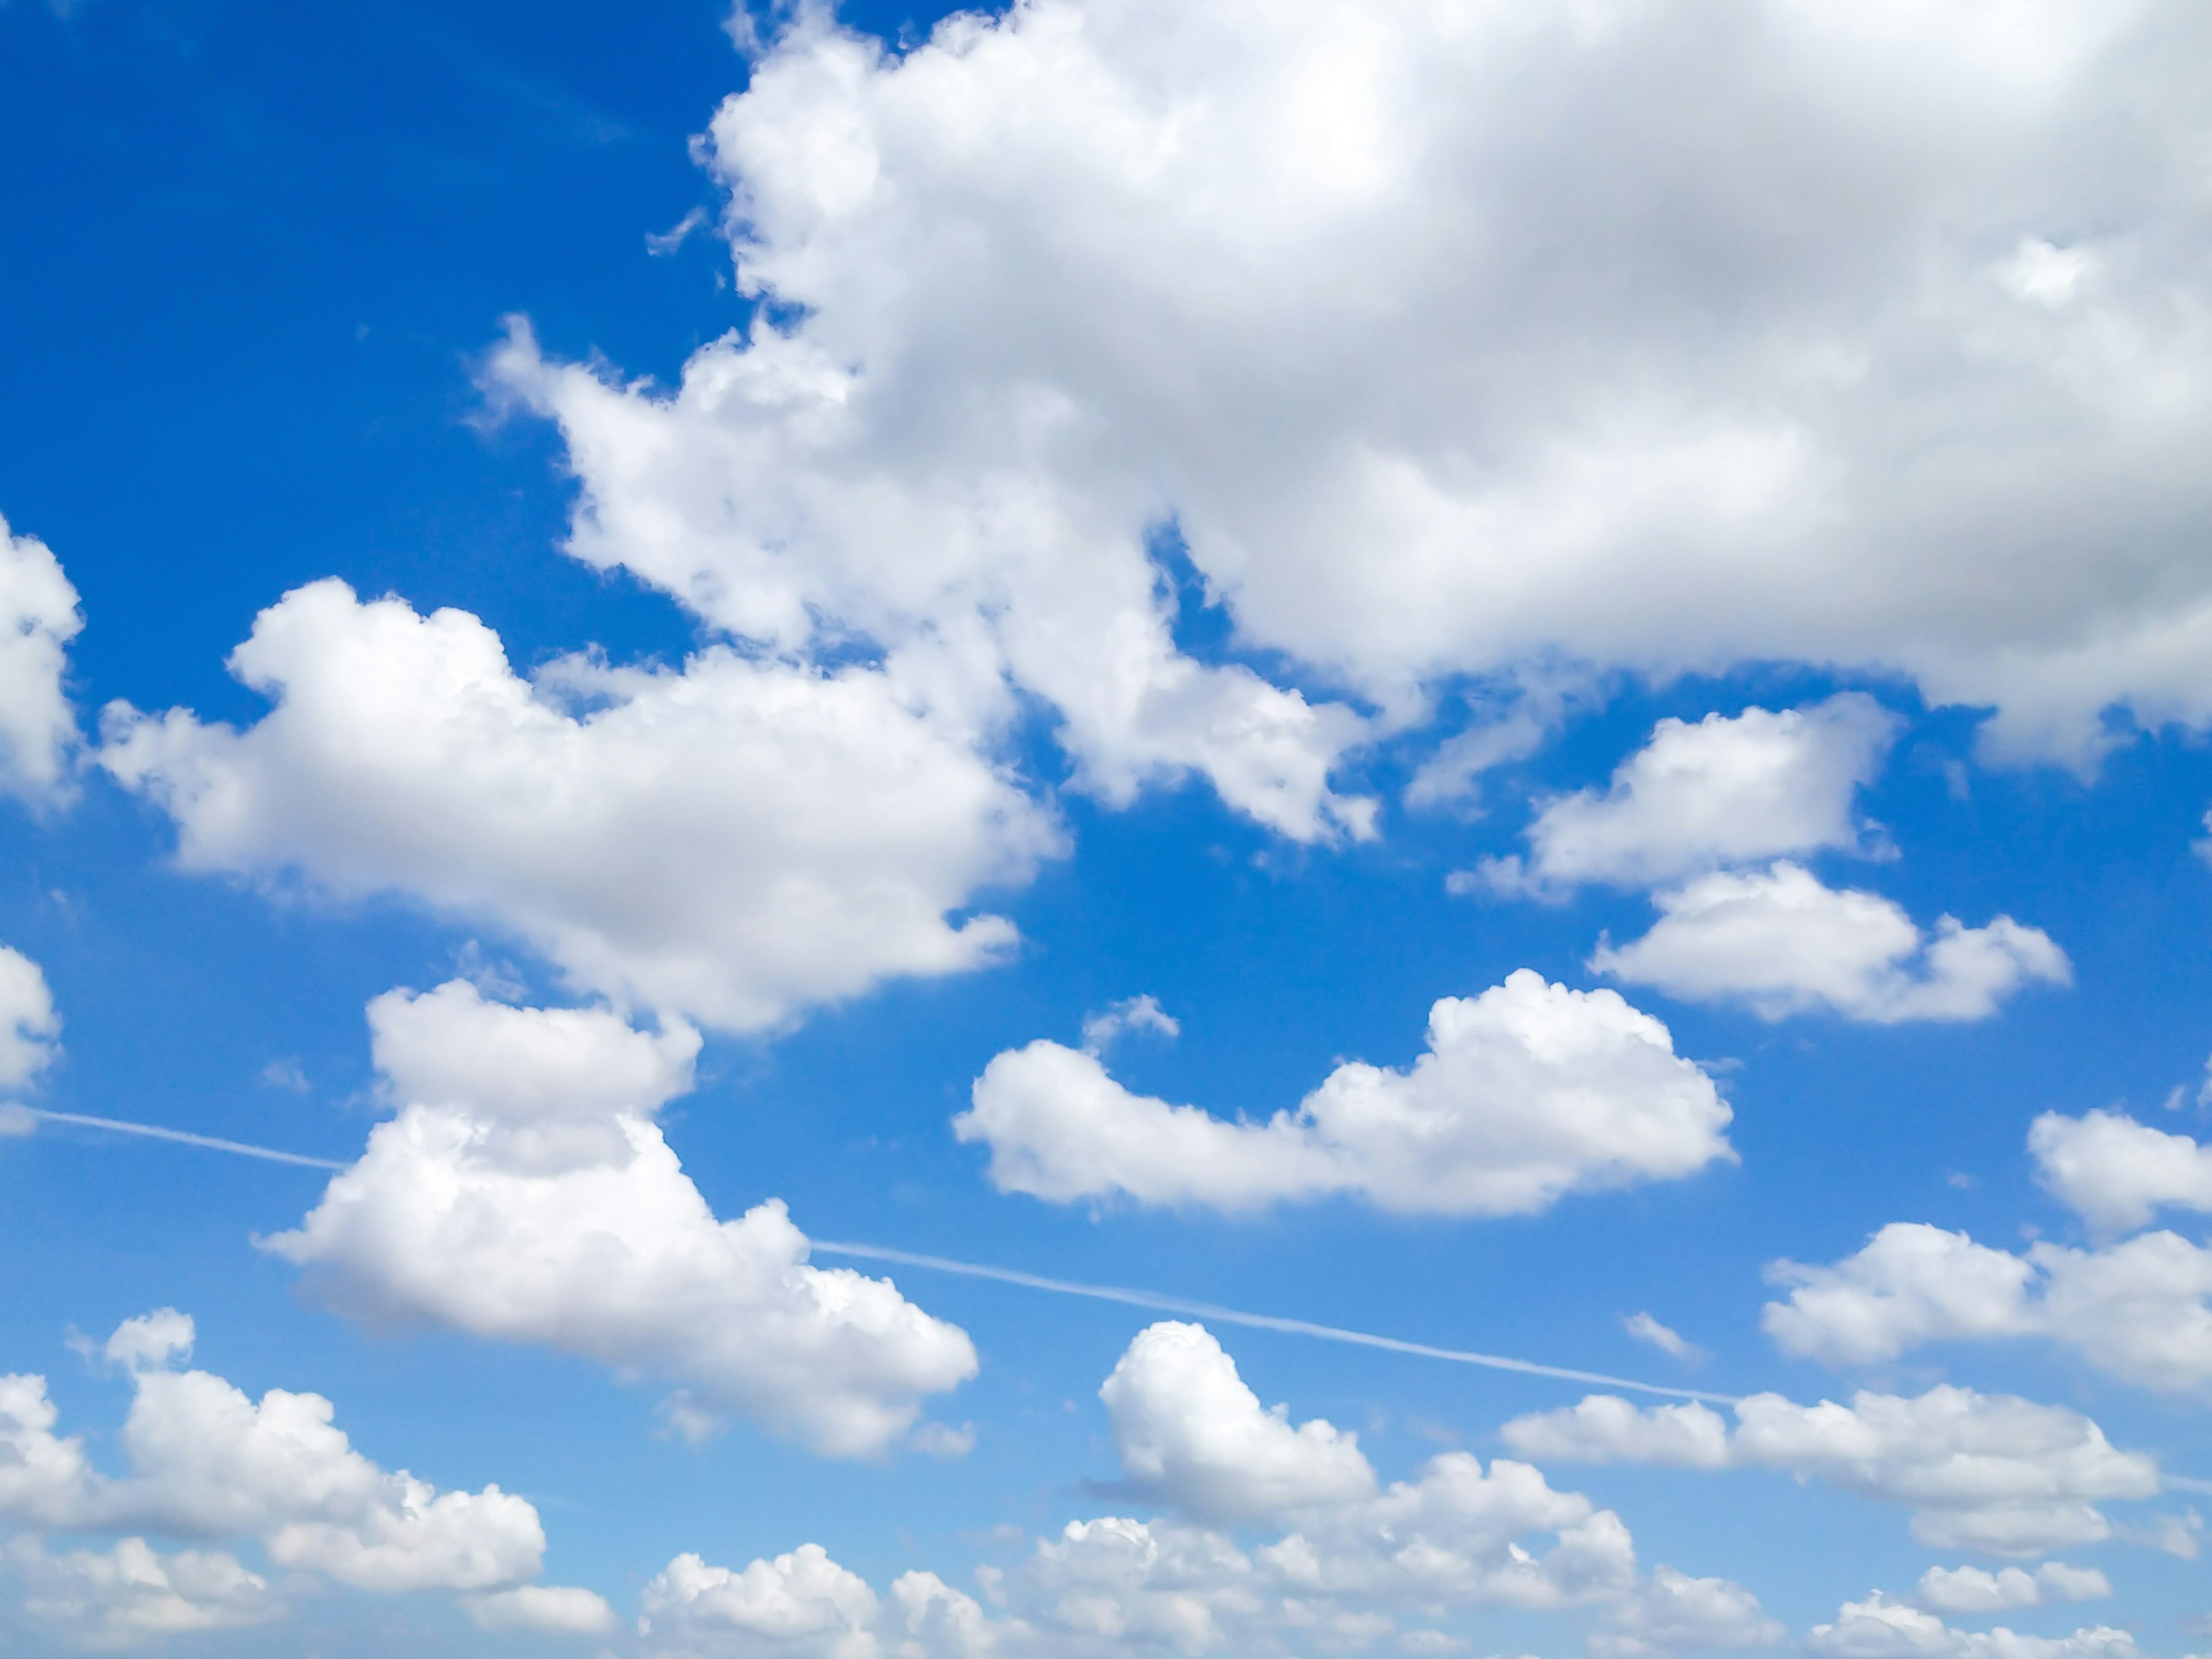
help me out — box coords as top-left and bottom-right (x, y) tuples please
(1622, 1313), (1700, 1365)
(1080, 995), (1180, 1055)
(0, 514), (82, 805)
(2030, 1109), (2212, 1236)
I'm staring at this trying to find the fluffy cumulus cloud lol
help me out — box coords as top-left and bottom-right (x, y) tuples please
(1589, 1565), (1786, 1658)
(0, 942), (60, 1094)
(1591, 863), (2069, 1022)
(639, 1321), (1636, 1656)
(99, 580), (1061, 1033)
(0, 512), (82, 805)
(1762, 1215), (2212, 1395)
(1501, 1385), (2161, 1556)
(1475, 696), (1899, 895)
(2029, 1109), (2212, 1235)
(0, 1310), (607, 1646)
(956, 970), (1733, 1215)
(1805, 1593), (2139, 1659)
(1097, 1323), (1376, 1524)
(487, 0), (2212, 777)
(1914, 1562), (2111, 1616)
(263, 980), (977, 1457)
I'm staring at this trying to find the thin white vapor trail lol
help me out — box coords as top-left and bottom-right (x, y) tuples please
(18, 1108), (346, 1169)
(813, 1239), (1743, 1404)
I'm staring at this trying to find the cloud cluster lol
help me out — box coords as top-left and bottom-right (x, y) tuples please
(1763, 1196), (2212, 1396)
(1501, 1385), (2161, 1556)
(1591, 862), (2070, 1023)
(0, 512), (82, 805)
(956, 971), (1734, 1215)
(638, 1321), (1674, 1657)
(505, 0), (2212, 775)
(100, 580), (1061, 1032)
(0, 1310), (608, 1647)
(1805, 1593), (2138, 1659)
(1914, 1562), (2110, 1616)
(263, 980), (978, 1457)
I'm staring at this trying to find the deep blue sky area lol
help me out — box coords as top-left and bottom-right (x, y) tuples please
(3, 2), (2212, 1657)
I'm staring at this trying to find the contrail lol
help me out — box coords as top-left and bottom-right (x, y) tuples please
(16, 1109), (346, 1171)
(813, 1239), (1741, 1404)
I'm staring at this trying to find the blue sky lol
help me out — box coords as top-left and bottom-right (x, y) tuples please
(3, 0), (2211, 1654)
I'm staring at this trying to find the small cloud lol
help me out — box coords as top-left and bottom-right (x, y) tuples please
(0, 1101), (32, 1138)
(1081, 995), (1180, 1055)
(654, 1391), (721, 1447)
(1623, 1311), (1702, 1363)
(647, 207), (709, 257)
(260, 1058), (309, 1093)
(453, 940), (527, 1002)
(1946, 1171), (1976, 1190)
(910, 1421), (976, 1459)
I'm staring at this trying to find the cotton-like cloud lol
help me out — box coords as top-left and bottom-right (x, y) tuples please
(0, 942), (60, 1093)
(489, 0), (2212, 779)
(99, 579), (1061, 1033)
(1476, 697), (1898, 895)
(463, 1583), (621, 1636)
(640, 1321), (1635, 1656)
(2029, 1109), (2212, 1235)
(264, 981), (977, 1457)
(1589, 1566), (1785, 1658)
(0, 512), (83, 805)
(1762, 1220), (2212, 1394)
(1914, 1562), (2110, 1616)
(1591, 863), (2069, 1022)
(1098, 1322), (1376, 1524)
(0, 1310), (578, 1628)
(957, 970), (1733, 1216)
(1501, 1386), (2160, 1557)
(1805, 1593), (2139, 1659)
(2, 1537), (279, 1650)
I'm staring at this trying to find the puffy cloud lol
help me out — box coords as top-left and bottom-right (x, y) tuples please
(264, 982), (977, 1457)
(0, 1311), (573, 1616)
(0, 512), (83, 805)
(0, 943), (60, 1093)
(956, 970), (1733, 1216)
(1476, 697), (1898, 896)
(1805, 1593), (2139, 1659)
(1501, 1385), (2160, 1558)
(1099, 1322), (1376, 1524)
(1591, 863), (2069, 1022)
(1763, 1221), (2212, 1393)
(463, 1583), (621, 1635)
(1079, 995), (1180, 1054)
(639, 1546), (892, 1659)
(1914, 1563), (2110, 1616)
(3, 1537), (279, 1651)
(99, 579), (1061, 1033)
(1589, 1566), (1785, 1658)
(2029, 1109), (2212, 1235)
(491, 0), (2212, 779)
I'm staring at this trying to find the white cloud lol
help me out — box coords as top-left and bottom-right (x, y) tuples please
(1762, 1220), (2212, 1394)
(1080, 995), (1180, 1054)
(263, 981), (977, 1457)
(1805, 1593), (2139, 1659)
(1099, 1322), (1376, 1524)
(464, 1582), (622, 1636)
(1591, 863), (2069, 1022)
(99, 579), (1062, 1033)
(639, 1544), (889, 1659)
(2029, 1109), (2212, 1235)
(1622, 1313), (1699, 1363)
(1, 1311), (563, 1606)
(1589, 1566), (1785, 1658)
(0, 512), (83, 805)
(1477, 696), (1898, 895)
(483, 0), (2212, 779)
(0, 942), (60, 1093)
(1501, 1385), (2160, 1558)
(956, 970), (1733, 1216)
(3, 1537), (279, 1652)
(1914, 1563), (2110, 1616)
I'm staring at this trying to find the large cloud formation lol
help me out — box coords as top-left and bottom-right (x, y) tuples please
(956, 971), (1734, 1215)
(263, 980), (978, 1457)
(496, 0), (2212, 777)
(637, 1320), (1674, 1658)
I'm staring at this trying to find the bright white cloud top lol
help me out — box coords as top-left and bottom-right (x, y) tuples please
(264, 980), (978, 1456)
(957, 971), (1734, 1215)
(0, 514), (80, 806)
